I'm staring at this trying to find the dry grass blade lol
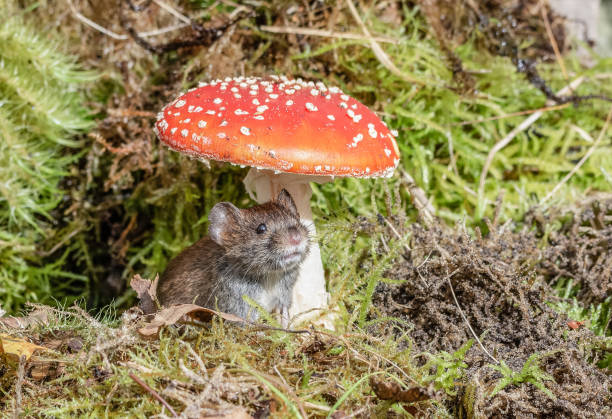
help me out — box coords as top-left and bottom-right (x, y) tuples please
(478, 76), (585, 200)
(68, 0), (189, 40)
(540, 104), (612, 204)
(11, 355), (26, 419)
(129, 372), (178, 417)
(259, 25), (398, 44)
(345, 0), (425, 86)
(540, 0), (568, 81)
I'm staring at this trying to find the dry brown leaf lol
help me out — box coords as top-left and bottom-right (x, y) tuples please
(370, 377), (432, 403)
(0, 306), (51, 329)
(138, 304), (247, 337)
(29, 360), (65, 381)
(0, 333), (47, 363)
(130, 274), (159, 315)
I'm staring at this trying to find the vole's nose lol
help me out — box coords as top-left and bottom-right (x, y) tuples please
(287, 227), (302, 246)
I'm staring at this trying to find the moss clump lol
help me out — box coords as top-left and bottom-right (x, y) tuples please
(0, 3), (95, 312)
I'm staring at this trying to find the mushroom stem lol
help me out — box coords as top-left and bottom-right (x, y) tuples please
(243, 168), (332, 327)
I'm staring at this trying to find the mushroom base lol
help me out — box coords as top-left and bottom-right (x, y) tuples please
(243, 168), (334, 328)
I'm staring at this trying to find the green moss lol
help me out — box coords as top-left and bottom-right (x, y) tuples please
(0, 3), (95, 312)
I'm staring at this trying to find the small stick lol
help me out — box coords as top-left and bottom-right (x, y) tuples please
(400, 170), (435, 225)
(259, 25), (398, 44)
(540, 104), (612, 205)
(128, 372), (178, 417)
(478, 76), (585, 200)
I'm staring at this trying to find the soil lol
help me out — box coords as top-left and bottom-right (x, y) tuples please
(372, 198), (612, 417)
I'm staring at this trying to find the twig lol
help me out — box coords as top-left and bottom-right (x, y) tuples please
(12, 355), (26, 419)
(259, 25), (398, 44)
(478, 76), (585, 200)
(129, 372), (178, 417)
(400, 169), (435, 225)
(445, 271), (499, 364)
(345, 0), (425, 86)
(540, 104), (612, 205)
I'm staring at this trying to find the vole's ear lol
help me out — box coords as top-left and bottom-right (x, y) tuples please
(276, 189), (299, 216)
(209, 202), (240, 246)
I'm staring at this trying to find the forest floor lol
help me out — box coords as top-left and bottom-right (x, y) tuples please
(1, 0), (611, 417)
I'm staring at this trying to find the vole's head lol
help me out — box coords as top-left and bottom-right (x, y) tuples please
(208, 189), (310, 273)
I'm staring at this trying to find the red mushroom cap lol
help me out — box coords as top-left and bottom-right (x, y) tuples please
(154, 76), (400, 177)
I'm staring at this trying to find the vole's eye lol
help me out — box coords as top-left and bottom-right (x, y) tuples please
(256, 223), (267, 234)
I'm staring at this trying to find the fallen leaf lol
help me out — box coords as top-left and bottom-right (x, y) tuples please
(130, 274), (159, 315)
(0, 333), (47, 363)
(370, 377), (432, 403)
(138, 304), (247, 337)
(29, 360), (65, 381)
(567, 320), (585, 330)
(0, 306), (51, 329)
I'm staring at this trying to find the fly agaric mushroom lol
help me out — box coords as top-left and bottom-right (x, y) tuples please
(154, 76), (400, 327)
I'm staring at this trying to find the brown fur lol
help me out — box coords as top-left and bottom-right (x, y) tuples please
(157, 189), (310, 325)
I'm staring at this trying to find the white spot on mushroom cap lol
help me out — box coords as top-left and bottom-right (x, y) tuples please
(384, 147), (392, 157)
(220, 120), (228, 126)
(286, 100), (294, 106)
(198, 120), (207, 128)
(391, 129), (399, 137)
(252, 98), (260, 105)
(340, 94), (349, 101)
(181, 129), (188, 137)
(327, 115), (335, 121)
(174, 99), (186, 108)
(213, 98), (222, 104)
(240, 126), (251, 136)
(234, 109), (249, 115)
(171, 127), (177, 134)
(348, 133), (364, 148)
(206, 110), (215, 115)
(256, 105), (268, 113)
(305, 102), (318, 112)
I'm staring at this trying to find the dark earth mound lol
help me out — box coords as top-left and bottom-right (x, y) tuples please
(372, 199), (612, 417)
